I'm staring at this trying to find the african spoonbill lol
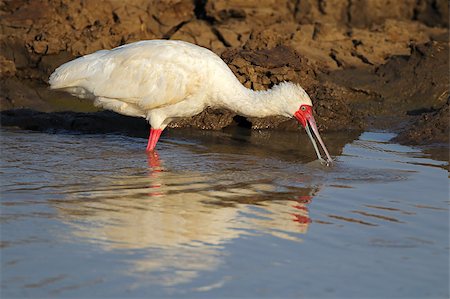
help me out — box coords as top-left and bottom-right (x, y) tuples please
(49, 40), (333, 164)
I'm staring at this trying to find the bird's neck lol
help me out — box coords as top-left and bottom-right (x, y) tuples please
(218, 84), (287, 118)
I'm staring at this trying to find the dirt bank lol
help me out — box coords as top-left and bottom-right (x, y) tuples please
(1, 0), (448, 146)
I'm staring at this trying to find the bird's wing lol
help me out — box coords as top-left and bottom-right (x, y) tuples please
(49, 40), (215, 110)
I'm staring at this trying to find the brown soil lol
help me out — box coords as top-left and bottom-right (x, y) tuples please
(394, 99), (449, 145)
(1, 0), (448, 146)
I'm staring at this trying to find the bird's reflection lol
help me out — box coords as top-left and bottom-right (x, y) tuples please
(54, 153), (321, 286)
(146, 151), (162, 170)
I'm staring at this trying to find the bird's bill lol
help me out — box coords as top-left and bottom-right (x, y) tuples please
(294, 106), (333, 165)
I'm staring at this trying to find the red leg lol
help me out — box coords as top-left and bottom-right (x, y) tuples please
(146, 128), (162, 152)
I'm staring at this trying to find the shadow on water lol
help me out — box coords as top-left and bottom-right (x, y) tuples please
(161, 126), (361, 164)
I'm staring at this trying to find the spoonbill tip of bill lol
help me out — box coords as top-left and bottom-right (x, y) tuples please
(49, 39), (333, 165)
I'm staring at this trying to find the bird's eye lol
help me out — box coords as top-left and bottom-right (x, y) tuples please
(300, 106), (306, 111)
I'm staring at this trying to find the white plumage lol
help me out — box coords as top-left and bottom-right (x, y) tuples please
(49, 40), (332, 164)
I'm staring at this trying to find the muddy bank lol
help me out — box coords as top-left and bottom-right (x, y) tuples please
(324, 40), (449, 145)
(0, 0), (448, 145)
(394, 100), (449, 146)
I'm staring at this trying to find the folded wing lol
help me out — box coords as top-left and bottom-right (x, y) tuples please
(49, 40), (211, 111)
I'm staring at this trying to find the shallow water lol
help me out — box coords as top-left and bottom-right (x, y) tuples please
(1, 127), (448, 298)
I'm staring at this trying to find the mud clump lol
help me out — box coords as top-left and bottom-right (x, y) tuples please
(394, 100), (449, 146)
(0, 0), (449, 146)
(373, 41), (449, 113)
(169, 108), (236, 130)
(220, 45), (315, 131)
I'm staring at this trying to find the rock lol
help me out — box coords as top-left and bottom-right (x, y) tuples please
(205, 0), (293, 25)
(171, 20), (224, 52)
(213, 20), (253, 47)
(349, 20), (446, 66)
(349, 0), (416, 28)
(288, 20), (446, 70)
(293, 0), (351, 25)
(221, 45), (318, 91)
(293, 0), (448, 28)
(412, 0), (449, 28)
(0, 56), (16, 77)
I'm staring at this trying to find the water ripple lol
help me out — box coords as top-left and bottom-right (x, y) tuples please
(1, 128), (448, 298)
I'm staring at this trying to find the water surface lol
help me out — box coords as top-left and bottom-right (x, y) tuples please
(1, 128), (448, 298)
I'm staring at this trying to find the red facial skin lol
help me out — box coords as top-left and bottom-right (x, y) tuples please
(293, 104), (333, 165)
(294, 105), (313, 128)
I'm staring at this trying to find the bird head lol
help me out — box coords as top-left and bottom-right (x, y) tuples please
(278, 82), (333, 165)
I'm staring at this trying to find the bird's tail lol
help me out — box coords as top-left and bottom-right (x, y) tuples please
(48, 50), (109, 90)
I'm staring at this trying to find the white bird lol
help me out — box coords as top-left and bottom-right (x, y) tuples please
(49, 40), (333, 164)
